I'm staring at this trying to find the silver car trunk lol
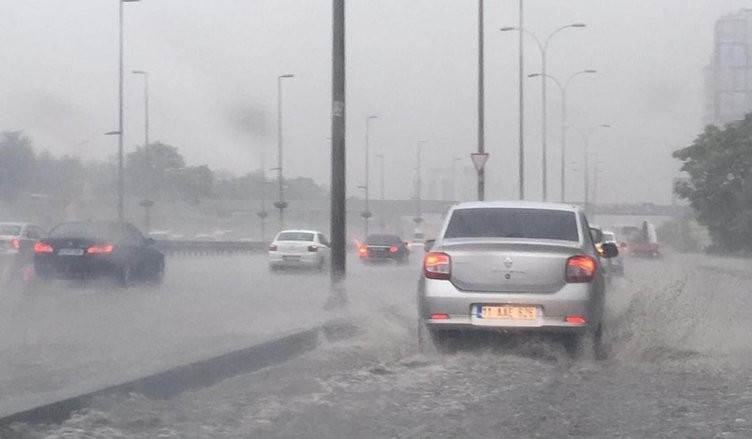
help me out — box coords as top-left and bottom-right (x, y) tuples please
(277, 241), (312, 254)
(440, 240), (582, 293)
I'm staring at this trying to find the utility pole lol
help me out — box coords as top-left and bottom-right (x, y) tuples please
(376, 153), (385, 232)
(415, 140), (428, 224)
(518, 0), (525, 200)
(477, 0), (485, 201)
(330, 0), (347, 282)
(363, 115), (378, 237)
(275, 73), (294, 230)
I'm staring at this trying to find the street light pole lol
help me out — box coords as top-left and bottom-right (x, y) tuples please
(132, 70), (149, 147)
(275, 73), (294, 231)
(452, 157), (461, 200)
(572, 124), (610, 213)
(330, 0), (347, 283)
(363, 115), (378, 237)
(502, 23), (585, 201)
(416, 140), (428, 223)
(477, 0), (485, 201)
(528, 69), (596, 202)
(376, 153), (385, 232)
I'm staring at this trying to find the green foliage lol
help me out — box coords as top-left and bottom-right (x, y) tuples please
(673, 114), (752, 252)
(0, 131), (35, 202)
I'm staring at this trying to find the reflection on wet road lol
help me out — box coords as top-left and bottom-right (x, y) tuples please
(9, 253), (752, 438)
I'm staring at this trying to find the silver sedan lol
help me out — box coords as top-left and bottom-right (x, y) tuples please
(417, 201), (618, 355)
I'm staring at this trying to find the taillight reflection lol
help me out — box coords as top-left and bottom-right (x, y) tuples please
(424, 252), (451, 280)
(11, 239), (20, 250)
(34, 242), (53, 253)
(87, 244), (114, 254)
(566, 255), (597, 283)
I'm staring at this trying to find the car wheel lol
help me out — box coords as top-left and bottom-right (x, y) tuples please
(118, 264), (133, 288)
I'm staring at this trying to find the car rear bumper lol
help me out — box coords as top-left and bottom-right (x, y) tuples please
(268, 252), (320, 268)
(419, 277), (600, 333)
(35, 256), (118, 280)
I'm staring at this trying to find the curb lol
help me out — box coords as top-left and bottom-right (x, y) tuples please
(0, 320), (359, 430)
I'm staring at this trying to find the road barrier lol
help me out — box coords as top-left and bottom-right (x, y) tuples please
(0, 320), (358, 431)
(154, 240), (266, 256)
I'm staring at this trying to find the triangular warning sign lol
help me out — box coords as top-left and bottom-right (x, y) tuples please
(470, 152), (490, 172)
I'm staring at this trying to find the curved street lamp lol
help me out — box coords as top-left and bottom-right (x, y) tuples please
(528, 69), (597, 202)
(501, 23), (586, 201)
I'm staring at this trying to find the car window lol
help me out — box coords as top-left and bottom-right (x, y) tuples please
(317, 234), (330, 246)
(603, 232), (616, 242)
(0, 225), (22, 236)
(277, 232), (315, 242)
(365, 234), (402, 245)
(444, 208), (579, 241)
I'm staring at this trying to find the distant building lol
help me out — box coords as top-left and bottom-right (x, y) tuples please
(704, 9), (752, 126)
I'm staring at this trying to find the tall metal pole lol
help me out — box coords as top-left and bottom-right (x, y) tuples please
(364, 115), (377, 237)
(416, 140), (428, 222)
(540, 47), (548, 201)
(331, 0), (347, 281)
(376, 153), (385, 232)
(518, 0), (525, 200)
(477, 0), (485, 201)
(132, 70), (149, 147)
(117, 0), (125, 222)
(560, 84), (567, 202)
(276, 74), (294, 230)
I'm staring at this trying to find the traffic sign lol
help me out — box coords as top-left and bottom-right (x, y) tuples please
(470, 152), (490, 172)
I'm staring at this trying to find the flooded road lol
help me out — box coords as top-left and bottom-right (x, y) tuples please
(9, 253), (752, 438)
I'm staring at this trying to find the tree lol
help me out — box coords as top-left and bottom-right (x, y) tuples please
(125, 142), (185, 199)
(673, 114), (752, 252)
(0, 131), (36, 202)
(177, 165), (214, 204)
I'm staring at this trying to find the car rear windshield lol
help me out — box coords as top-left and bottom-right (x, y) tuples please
(444, 208), (579, 242)
(49, 222), (124, 241)
(366, 234), (402, 245)
(277, 232), (314, 242)
(0, 225), (21, 236)
(603, 232), (616, 242)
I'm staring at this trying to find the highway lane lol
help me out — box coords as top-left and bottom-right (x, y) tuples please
(20, 252), (752, 438)
(0, 254), (422, 418)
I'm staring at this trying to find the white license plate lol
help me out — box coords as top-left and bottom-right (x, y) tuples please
(58, 248), (84, 256)
(479, 305), (537, 320)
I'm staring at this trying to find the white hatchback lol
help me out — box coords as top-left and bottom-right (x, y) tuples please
(268, 230), (330, 271)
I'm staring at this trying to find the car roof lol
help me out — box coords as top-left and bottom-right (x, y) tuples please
(451, 200), (581, 213)
(277, 229), (322, 234)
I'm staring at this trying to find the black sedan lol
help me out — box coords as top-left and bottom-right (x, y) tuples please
(358, 234), (410, 264)
(34, 221), (164, 287)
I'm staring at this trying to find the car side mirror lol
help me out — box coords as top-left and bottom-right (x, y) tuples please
(590, 227), (603, 244)
(600, 242), (619, 259)
(424, 239), (435, 252)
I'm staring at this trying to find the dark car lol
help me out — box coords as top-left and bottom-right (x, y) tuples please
(358, 234), (410, 264)
(34, 221), (164, 286)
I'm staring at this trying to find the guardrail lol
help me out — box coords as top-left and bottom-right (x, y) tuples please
(154, 240), (266, 256)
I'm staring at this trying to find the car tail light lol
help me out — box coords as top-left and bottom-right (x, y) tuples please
(389, 245), (398, 253)
(565, 315), (587, 325)
(424, 252), (450, 280)
(430, 313), (449, 320)
(34, 242), (53, 253)
(269, 244), (278, 251)
(566, 255), (597, 283)
(11, 239), (20, 250)
(87, 244), (114, 254)
(358, 245), (367, 257)
(308, 245), (319, 252)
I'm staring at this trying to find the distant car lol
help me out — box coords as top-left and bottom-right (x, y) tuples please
(601, 230), (625, 276)
(359, 234), (409, 264)
(0, 222), (46, 284)
(268, 230), (330, 271)
(409, 230), (426, 249)
(34, 221), (165, 286)
(418, 201), (618, 355)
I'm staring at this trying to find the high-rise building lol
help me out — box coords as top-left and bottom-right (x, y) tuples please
(704, 9), (752, 126)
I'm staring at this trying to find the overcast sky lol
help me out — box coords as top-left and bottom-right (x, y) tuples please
(2, 0), (750, 204)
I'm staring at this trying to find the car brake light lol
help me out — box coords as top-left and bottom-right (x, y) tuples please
(87, 244), (114, 254)
(430, 313), (449, 320)
(11, 239), (20, 250)
(308, 245), (319, 252)
(269, 244), (278, 251)
(34, 242), (53, 253)
(389, 245), (398, 253)
(565, 315), (587, 325)
(358, 245), (367, 256)
(566, 255), (597, 283)
(424, 252), (450, 280)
